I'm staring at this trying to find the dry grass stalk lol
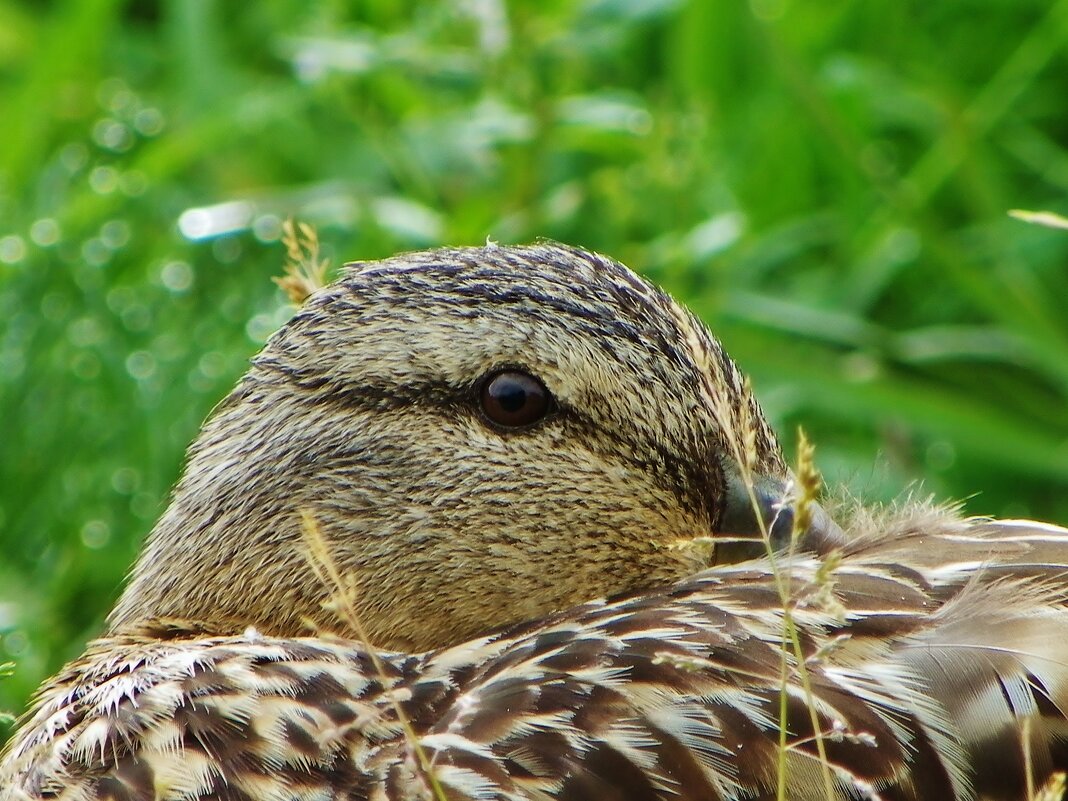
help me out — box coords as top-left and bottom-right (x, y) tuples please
(282, 223), (442, 800)
(708, 376), (837, 799)
(666, 304), (840, 800)
(773, 428), (838, 801)
(275, 219), (331, 305)
(300, 511), (446, 801)
(1023, 717), (1067, 801)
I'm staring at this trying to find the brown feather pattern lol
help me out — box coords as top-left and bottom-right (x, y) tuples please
(5, 515), (1068, 799)
(3, 243), (1067, 800)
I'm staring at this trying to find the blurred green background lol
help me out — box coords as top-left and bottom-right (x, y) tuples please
(2, 0), (1068, 732)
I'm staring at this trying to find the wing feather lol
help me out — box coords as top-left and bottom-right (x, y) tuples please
(4, 517), (1068, 800)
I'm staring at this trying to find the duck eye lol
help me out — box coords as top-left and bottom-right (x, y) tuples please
(479, 370), (552, 428)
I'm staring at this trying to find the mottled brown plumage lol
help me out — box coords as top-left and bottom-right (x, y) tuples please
(3, 243), (1067, 800)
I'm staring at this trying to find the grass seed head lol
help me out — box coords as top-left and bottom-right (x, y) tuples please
(275, 219), (330, 305)
(792, 428), (822, 544)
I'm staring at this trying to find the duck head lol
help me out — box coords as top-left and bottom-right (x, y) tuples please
(109, 243), (842, 651)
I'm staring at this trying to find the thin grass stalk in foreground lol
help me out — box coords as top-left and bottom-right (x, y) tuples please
(284, 226), (443, 799)
(1027, 717), (1036, 801)
(675, 303), (840, 801)
(301, 512), (447, 801)
(774, 428), (839, 801)
(1023, 717), (1068, 801)
(718, 377), (837, 801)
(270, 225), (444, 800)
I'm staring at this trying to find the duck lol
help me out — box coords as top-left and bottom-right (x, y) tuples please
(2, 242), (1067, 801)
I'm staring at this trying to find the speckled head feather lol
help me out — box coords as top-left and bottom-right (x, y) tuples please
(109, 243), (813, 652)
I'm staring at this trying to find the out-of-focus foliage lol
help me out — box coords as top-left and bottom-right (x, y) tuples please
(1, 0), (1067, 730)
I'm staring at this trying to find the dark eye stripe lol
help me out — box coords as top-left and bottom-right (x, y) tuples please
(260, 359), (716, 527)
(479, 371), (552, 429)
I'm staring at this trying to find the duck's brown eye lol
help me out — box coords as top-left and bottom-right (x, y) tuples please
(479, 371), (552, 428)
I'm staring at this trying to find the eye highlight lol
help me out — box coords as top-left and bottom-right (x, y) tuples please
(479, 370), (553, 429)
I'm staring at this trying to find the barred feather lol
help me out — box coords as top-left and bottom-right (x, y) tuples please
(5, 515), (1068, 800)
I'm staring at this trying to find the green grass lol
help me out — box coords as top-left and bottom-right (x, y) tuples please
(1, 0), (1067, 734)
